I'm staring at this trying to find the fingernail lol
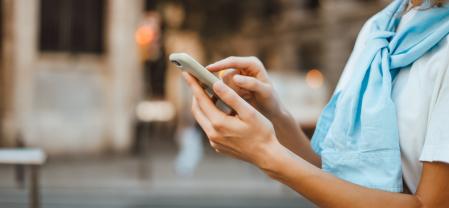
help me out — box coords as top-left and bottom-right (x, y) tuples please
(214, 81), (227, 93)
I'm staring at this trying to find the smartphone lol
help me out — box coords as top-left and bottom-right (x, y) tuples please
(169, 53), (233, 114)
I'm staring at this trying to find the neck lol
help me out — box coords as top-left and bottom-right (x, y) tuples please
(409, 0), (444, 9)
(411, 0), (423, 6)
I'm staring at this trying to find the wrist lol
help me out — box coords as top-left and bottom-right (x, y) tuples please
(254, 137), (289, 176)
(269, 106), (297, 136)
(257, 140), (314, 183)
(267, 104), (290, 124)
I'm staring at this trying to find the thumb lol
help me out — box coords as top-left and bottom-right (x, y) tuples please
(233, 75), (272, 98)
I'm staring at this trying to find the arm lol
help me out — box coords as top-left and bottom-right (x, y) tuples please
(183, 73), (449, 207)
(265, 143), (449, 208)
(270, 108), (321, 167)
(207, 56), (320, 167)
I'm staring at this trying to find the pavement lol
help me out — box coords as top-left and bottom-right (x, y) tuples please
(0, 140), (316, 208)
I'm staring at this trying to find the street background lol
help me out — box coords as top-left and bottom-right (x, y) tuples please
(0, 0), (388, 207)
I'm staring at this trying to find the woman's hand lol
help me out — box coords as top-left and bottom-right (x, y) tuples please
(206, 56), (284, 120)
(207, 56), (322, 167)
(183, 71), (281, 169)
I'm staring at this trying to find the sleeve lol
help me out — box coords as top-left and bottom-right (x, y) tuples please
(419, 51), (449, 164)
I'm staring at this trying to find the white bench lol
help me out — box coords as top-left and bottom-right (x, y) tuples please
(0, 148), (46, 208)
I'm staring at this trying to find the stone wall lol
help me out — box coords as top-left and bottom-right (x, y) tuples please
(0, 0), (143, 155)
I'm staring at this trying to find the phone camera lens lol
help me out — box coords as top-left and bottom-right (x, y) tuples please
(171, 60), (182, 67)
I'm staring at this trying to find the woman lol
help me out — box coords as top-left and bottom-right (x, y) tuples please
(183, 0), (449, 207)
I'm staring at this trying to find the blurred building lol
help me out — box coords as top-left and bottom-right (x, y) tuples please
(0, 0), (144, 155)
(0, 0), (389, 156)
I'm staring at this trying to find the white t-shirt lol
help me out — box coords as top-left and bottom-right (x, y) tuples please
(337, 9), (449, 193)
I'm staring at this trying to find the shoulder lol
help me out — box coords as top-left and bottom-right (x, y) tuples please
(335, 19), (376, 92)
(411, 34), (449, 84)
(354, 17), (376, 49)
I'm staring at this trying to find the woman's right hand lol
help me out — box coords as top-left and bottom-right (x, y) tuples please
(206, 56), (284, 120)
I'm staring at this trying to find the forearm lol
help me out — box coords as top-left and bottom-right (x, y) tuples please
(261, 144), (423, 208)
(270, 108), (321, 167)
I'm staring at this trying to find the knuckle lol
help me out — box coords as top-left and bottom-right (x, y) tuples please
(208, 132), (219, 141)
(258, 83), (272, 98)
(226, 56), (238, 63)
(249, 56), (258, 61)
(249, 56), (262, 65)
(209, 141), (218, 149)
(211, 118), (225, 130)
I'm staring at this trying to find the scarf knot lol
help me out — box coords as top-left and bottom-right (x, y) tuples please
(368, 31), (396, 48)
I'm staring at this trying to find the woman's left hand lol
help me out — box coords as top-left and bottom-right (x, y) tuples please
(183, 72), (281, 168)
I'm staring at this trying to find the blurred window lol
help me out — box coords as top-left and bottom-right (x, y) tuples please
(144, 0), (158, 11)
(39, 0), (105, 54)
(297, 39), (323, 72)
(303, 0), (320, 10)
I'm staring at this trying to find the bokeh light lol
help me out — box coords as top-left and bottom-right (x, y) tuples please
(306, 69), (324, 89)
(135, 25), (156, 46)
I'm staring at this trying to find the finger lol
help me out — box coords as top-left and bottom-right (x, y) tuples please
(184, 71), (225, 116)
(182, 71), (201, 86)
(209, 141), (223, 154)
(221, 69), (239, 86)
(218, 68), (236, 79)
(209, 140), (217, 149)
(192, 98), (241, 148)
(233, 75), (272, 98)
(191, 97), (217, 136)
(184, 72), (242, 131)
(222, 69), (252, 99)
(213, 81), (257, 120)
(206, 56), (264, 77)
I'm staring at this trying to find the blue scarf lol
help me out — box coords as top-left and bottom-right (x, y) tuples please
(311, 0), (449, 192)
